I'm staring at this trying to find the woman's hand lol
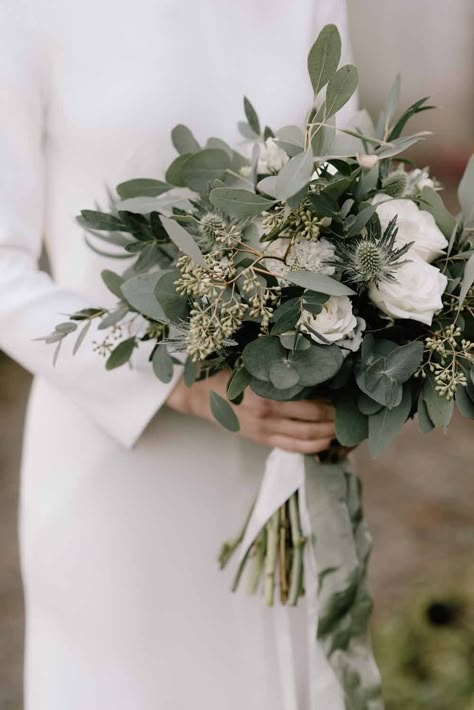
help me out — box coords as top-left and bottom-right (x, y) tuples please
(167, 370), (336, 455)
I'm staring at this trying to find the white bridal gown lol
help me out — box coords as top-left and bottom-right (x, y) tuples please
(0, 1), (356, 708)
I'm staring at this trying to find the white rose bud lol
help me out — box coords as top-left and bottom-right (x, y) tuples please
(356, 153), (379, 170)
(299, 295), (358, 345)
(374, 196), (448, 263)
(260, 137), (289, 174)
(369, 255), (447, 325)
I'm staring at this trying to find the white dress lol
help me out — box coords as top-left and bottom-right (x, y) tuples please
(0, 1), (355, 708)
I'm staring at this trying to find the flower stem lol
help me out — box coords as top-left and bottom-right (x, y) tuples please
(288, 492), (306, 606)
(263, 511), (280, 606)
(246, 528), (267, 595)
(279, 503), (290, 604)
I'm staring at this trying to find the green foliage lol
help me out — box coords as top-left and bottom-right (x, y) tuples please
(243, 97), (260, 136)
(209, 187), (275, 217)
(106, 337), (136, 370)
(325, 64), (359, 119)
(152, 345), (174, 383)
(160, 216), (207, 268)
(116, 178), (171, 200)
(121, 273), (167, 321)
(209, 391), (240, 432)
(307, 24), (341, 96)
(275, 149), (314, 200)
(171, 124), (200, 155)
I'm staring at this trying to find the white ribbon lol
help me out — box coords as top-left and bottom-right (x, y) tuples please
(236, 449), (345, 710)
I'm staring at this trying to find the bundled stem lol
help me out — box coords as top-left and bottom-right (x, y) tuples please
(219, 492), (307, 608)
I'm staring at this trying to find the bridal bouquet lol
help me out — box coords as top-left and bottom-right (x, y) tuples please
(42, 24), (474, 708)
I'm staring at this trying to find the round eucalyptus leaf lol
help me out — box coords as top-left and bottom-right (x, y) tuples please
(269, 361), (301, 390)
(227, 367), (252, 401)
(242, 336), (286, 381)
(249, 378), (304, 401)
(289, 343), (343, 386)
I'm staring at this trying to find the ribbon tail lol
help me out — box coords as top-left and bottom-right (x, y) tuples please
(302, 456), (385, 710)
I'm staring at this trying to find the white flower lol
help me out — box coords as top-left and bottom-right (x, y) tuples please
(299, 295), (358, 345)
(339, 316), (366, 353)
(405, 167), (435, 194)
(263, 237), (335, 281)
(356, 153), (379, 169)
(288, 237), (336, 275)
(258, 138), (289, 174)
(368, 255), (447, 325)
(374, 196), (448, 263)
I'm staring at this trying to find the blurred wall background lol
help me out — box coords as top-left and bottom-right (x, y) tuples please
(0, 2), (473, 708)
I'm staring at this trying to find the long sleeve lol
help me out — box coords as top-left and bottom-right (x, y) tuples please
(0, 3), (180, 449)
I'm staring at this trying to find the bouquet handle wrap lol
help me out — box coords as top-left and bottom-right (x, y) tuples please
(235, 450), (384, 709)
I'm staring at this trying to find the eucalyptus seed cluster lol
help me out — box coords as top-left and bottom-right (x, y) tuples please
(175, 255), (235, 299)
(241, 272), (281, 328)
(262, 201), (331, 242)
(186, 300), (248, 361)
(419, 324), (474, 400)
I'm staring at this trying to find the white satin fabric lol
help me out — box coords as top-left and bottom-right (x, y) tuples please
(0, 1), (356, 707)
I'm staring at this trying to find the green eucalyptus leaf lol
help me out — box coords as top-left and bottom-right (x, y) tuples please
(209, 391), (240, 432)
(257, 176), (278, 197)
(160, 216), (207, 268)
(289, 343), (343, 386)
(423, 376), (454, 429)
(243, 97), (260, 136)
(307, 24), (341, 96)
(357, 391), (383, 416)
(325, 65), (358, 119)
(270, 297), (301, 335)
(154, 270), (188, 321)
(210, 188), (275, 218)
(227, 367), (252, 401)
(384, 341), (424, 383)
(165, 153), (193, 187)
(171, 124), (200, 155)
(459, 254), (474, 309)
(101, 270), (124, 299)
(285, 271), (355, 296)
(98, 306), (128, 330)
(249, 378), (304, 401)
(152, 345), (174, 383)
(335, 394), (368, 447)
(346, 205), (377, 238)
(242, 336), (286, 381)
(458, 154), (474, 225)
(106, 337), (136, 370)
(417, 394), (435, 433)
(420, 186), (456, 239)
(275, 149), (314, 201)
(116, 178), (171, 200)
(80, 210), (124, 231)
(309, 192), (339, 218)
(121, 273), (167, 321)
(455, 384), (474, 418)
(181, 149), (231, 193)
(183, 358), (198, 387)
(206, 137), (233, 159)
(368, 386), (412, 456)
(269, 361), (301, 389)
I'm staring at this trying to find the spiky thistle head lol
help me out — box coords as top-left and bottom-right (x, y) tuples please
(336, 214), (413, 288)
(382, 170), (408, 198)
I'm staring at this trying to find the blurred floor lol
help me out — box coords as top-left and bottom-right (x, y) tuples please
(0, 354), (473, 708)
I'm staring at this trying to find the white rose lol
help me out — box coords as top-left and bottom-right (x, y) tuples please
(374, 196), (448, 263)
(368, 255), (447, 325)
(299, 295), (358, 345)
(339, 316), (366, 353)
(258, 137), (289, 174)
(288, 237), (336, 276)
(263, 237), (335, 281)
